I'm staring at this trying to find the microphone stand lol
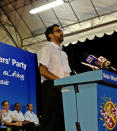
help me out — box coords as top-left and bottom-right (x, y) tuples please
(72, 62), (99, 131)
(74, 84), (81, 131)
(73, 71), (81, 131)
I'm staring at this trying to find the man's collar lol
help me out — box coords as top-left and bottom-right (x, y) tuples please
(49, 42), (62, 50)
(28, 110), (33, 113)
(14, 110), (21, 113)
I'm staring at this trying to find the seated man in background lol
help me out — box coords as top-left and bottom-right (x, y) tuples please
(13, 103), (24, 122)
(24, 104), (39, 129)
(13, 102), (38, 131)
(1, 101), (22, 131)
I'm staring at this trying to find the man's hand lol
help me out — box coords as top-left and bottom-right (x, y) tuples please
(14, 121), (22, 126)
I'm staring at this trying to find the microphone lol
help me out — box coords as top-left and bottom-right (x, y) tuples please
(98, 56), (110, 69)
(98, 56), (117, 72)
(86, 55), (117, 72)
(81, 62), (99, 70)
(86, 55), (102, 68)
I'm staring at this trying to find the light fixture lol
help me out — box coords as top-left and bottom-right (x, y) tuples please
(29, 0), (64, 14)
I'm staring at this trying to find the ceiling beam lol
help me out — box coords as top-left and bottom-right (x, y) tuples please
(8, 0), (33, 35)
(0, 21), (18, 47)
(0, 6), (23, 48)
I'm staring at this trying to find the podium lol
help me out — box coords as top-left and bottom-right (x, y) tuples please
(54, 70), (117, 131)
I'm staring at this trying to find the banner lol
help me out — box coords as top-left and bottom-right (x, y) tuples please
(98, 70), (117, 131)
(0, 42), (37, 113)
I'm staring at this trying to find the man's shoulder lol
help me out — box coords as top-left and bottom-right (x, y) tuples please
(37, 44), (53, 58)
(24, 111), (30, 115)
(42, 43), (52, 49)
(37, 44), (51, 53)
(13, 110), (23, 114)
(3, 110), (13, 115)
(8, 110), (13, 113)
(32, 112), (36, 115)
(13, 110), (16, 113)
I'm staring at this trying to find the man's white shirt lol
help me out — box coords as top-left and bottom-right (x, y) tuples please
(24, 110), (39, 125)
(13, 110), (24, 121)
(37, 42), (71, 83)
(2, 110), (14, 123)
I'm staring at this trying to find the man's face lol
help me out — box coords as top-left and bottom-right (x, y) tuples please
(51, 26), (63, 43)
(28, 104), (33, 112)
(2, 102), (9, 110)
(15, 104), (21, 111)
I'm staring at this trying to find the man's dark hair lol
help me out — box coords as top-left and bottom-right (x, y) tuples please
(27, 103), (31, 107)
(14, 102), (20, 107)
(45, 24), (59, 41)
(1, 100), (8, 106)
(27, 104), (30, 107)
(27, 104), (32, 110)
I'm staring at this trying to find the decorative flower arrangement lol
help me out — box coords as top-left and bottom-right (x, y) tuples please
(100, 100), (117, 130)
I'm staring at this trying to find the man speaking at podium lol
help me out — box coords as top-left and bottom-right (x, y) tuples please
(37, 24), (71, 131)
